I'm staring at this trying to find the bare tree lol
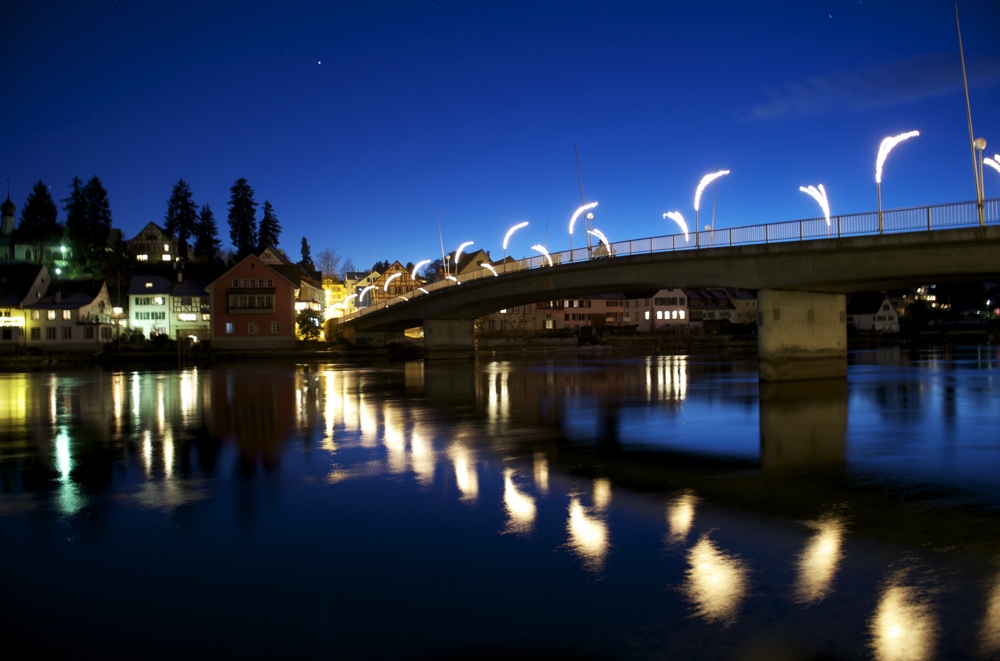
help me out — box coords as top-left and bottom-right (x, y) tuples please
(316, 248), (342, 279)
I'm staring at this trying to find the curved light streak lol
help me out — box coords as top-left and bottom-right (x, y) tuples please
(664, 211), (690, 241)
(454, 241), (474, 269)
(332, 302), (344, 311)
(569, 202), (599, 234)
(531, 244), (553, 267)
(445, 275), (460, 284)
(359, 285), (376, 302)
(345, 294), (358, 306)
(503, 222), (529, 250)
(694, 170), (730, 211)
(876, 130), (919, 183)
(411, 259), (431, 280)
(418, 287), (429, 294)
(383, 272), (402, 291)
(985, 156), (1000, 175)
(480, 262), (498, 276)
(587, 229), (611, 252)
(799, 184), (831, 227)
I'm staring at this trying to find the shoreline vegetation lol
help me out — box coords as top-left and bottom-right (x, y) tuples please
(1, 328), (996, 371)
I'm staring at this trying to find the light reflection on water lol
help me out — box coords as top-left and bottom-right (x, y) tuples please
(0, 348), (998, 659)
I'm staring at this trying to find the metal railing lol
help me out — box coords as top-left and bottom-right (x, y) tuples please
(337, 198), (998, 323)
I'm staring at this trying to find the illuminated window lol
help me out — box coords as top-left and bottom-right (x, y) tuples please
(164, 244), (170, 252)
(145, 282), (153, 288)
(672, 311), (678, 319)
(47, 310), (56, 320)
(137, 254), (148, 261)
(63, 310), (71, 320)
(202, 314), (210, 321)
(178, 313), (196, 321)
(656, 311), (663, 320)
(644, 311), (650, 320)
(225, 322), (234, 334)
(679, 311), (686, 320)
(500, 309), (507, 314)
(162, 254), (170, 261)
(31, 310), (40, 320)
(154, 297), (164, 305)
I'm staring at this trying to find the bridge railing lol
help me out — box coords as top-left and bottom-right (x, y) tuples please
(337, 198), (998, 323)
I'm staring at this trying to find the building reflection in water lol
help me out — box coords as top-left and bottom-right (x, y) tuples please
(383, 406), (408, 474)
(869, 572), (938, 661)
(758, 379), (847, 475)
(981, 566), (1000, 656)
(54, 427), (84, 515)
(451, 444), (479, 502)
(683, 534), (749, 625)
(503, 468), (536, 535)
(665, 491), (698, 546)
(566, 496), (609, 572)
(646, 355), (687, 402)
(410, 425), (434, 487)
(793, 514), (846, 605)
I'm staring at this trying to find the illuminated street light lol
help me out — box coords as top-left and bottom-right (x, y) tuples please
(569, 202), (598, 253)
(531, 244), (553, 267)
(875, 130), (919, 232)
(445, 275), (461, 284)
(985, 155), (1000, 175)
(411, 260), (431, 280)
(480, 262), (499, 276)
(418, 287), (429, 294)
(974, 137), (987, 207)
(799, 184), (831, 234)
(587, 229), (611, 256)
(359, 286), (375, 305)
(383, 272), (402, 292)
(664, 212), (690, 242)
(694, 170), (729, 246)
(503, 222), (528, 273)
(454, 241), (474, 274)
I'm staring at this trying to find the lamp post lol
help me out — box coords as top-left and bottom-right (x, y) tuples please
(569, 202), (598, 256)
(875, 130), (919, 233)
(975, 138), (987, 216)
(503, 222), (528, 274)
(694, 171), (729, 249)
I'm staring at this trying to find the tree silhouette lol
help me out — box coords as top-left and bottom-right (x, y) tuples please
(227, 178), (257, 258)
(65, 176), (112, 267)
(16, 180), (60, 263)
(193, 203), (222, 263)
(299, 237), (316, 275)
(164, 179), (197, 259)
(257, 200), (281, 252)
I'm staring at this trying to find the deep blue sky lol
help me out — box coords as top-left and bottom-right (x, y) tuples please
(4, 0), (999, 270)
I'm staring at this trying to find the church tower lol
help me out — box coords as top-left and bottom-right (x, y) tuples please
(1, 192), (14, 237)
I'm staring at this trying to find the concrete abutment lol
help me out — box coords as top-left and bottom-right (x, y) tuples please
(423, 318), (476, 360)
(757, 289), (847, 382)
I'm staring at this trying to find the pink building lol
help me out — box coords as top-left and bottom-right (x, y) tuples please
(206, 255), (296, 348)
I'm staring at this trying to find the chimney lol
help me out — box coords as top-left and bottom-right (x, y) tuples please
(178, 271), (184, 283)
(54, 291), (61, 304)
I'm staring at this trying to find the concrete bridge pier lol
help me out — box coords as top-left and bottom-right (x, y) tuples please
(757, 289), (847, 382)
(423, 318), (476, 360)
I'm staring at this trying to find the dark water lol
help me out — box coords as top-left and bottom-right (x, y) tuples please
(1, 347), (999, 660)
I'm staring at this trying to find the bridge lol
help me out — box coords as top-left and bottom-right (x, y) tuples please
(333, 199), (1000, 380)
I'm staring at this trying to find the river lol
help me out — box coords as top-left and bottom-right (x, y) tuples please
(1, 347), (999, 660)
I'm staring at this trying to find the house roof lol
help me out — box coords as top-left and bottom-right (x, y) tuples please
(128, 274), (173, 296)
(846, 292), (890, 315)
(456, 249), (491, 274)
(27, 279), (106, 309)
(0, 263), (48, 307)
(206, 254), (296, 290)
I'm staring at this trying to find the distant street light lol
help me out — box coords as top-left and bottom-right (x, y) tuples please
(569, 202), (598, 253)
(663, 212), (690, 243)
(799, 184), (831, 235)
(694, 171), (729, 248)
(454, 241), (474, 275)
(503, 222), (528, 273)
(875, 130), (919, 233)
(531, 245), (554, 267)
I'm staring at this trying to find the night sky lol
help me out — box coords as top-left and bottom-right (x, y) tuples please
(4, 1), (999, 270)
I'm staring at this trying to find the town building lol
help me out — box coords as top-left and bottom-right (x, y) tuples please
(0, 264), (52, 350)
(345, 270), (381, 309)
(370, 261), (421, 305)
(0, 195), (73, 268)
(23, 279), (114, 349)
(128, 222), (190, 264)
(206, 255), (297, 349)
(127, 271), (213, 341)
(847, 292), (900, 333)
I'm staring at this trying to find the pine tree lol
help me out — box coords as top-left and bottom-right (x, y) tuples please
(16, 180), (60, 263)
(193, 203), (222, 263)
(299, 237), (316, 275)
(227, 178), (258, 258)
(63, 176), (86, 249)
(257, 200), (281, 252)
(164, 179), (197, 259)
(64, 176), (112, 266)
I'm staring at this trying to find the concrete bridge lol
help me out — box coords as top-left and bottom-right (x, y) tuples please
(333, 199), (1000, 380)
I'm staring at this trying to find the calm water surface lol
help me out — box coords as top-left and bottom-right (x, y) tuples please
(2, 347), (999, 660)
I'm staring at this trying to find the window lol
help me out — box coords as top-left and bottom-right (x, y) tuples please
(233, 279), (239, 288)
(47, 310), (56, 320)
(137, 254), (148, 261)
(154, 297), (164, 305)
(258, 279), (265, 287)
(31, 328), (40, 340)
(241, 279), (248, 287)
(500, 309), (507, 314)
(680, 298), (686, 305)
(645, 311), (650, 320)
(656, 311), (663, 320)
(178, 313), (196, 321)
(31, 310), (40, 320)
(63, 310), (71, 320)
(225, 322), (234, 334)
(511, 306), (519, 313)
(202, 314), (211, 321)
(1, 328), (10, 340)
(249, 322), (258, 334)
(62, 327), (72, 339)
(271, 322), (280, 334)
(46, 327), (56, 339)
(101, 327), (112, 340)
(267, 279), (273, 287)
(145, 282), (153, 288)
(544, 320), (554, 330)
(679, 311), (686, 320)
(564, 314), (569, 320)
(84, 327), (94, 339)
(672, 311), (678, 319)
(162, 254), (171, 261)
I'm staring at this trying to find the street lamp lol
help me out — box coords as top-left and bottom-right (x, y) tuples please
(411, 260), (431, 281)
(875, 130), (919, 233)
(531, 245), (553, 267)
(799, 184), (831, 235)
(569, 202), (598, 254)
(454, 241), (474, 276)
(587, 229), (611, 257)
(663, 212), (690, 243)
(985, 155), (1000, 177)
(974, 138), (987, 211)
(694, 170), (729, 248)
(503, 222), (528, 273)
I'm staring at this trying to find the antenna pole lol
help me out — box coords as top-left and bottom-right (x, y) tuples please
(956, 5), (984, 226)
